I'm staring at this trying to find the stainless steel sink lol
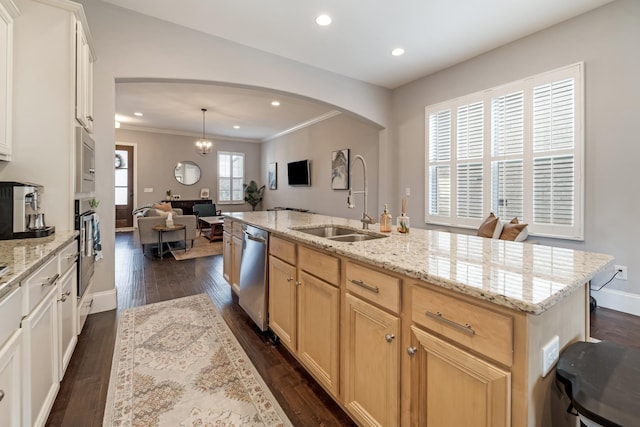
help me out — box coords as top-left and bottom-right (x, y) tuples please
(328, 233), (384, 242)
(293, 226), (356, 238)
(292, 225), (387, 242)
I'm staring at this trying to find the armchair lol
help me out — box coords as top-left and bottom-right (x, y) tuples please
(193, 203), (222, 235)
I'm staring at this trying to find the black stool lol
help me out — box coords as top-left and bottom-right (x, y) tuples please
(556, 341), (640, 427)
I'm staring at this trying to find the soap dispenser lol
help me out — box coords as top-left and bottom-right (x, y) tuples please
(380, 204), (392, 233)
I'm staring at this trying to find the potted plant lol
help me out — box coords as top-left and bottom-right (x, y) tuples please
(166, 189), (172, 201)
(243, 180), (265, 211)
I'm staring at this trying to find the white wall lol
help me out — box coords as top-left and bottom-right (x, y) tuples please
(78, 0), (391, 298)
(391, 0), (640, 312)
(261, 113), (381, 219)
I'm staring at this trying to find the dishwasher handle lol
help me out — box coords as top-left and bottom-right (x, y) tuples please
(244, 230), (267, 244)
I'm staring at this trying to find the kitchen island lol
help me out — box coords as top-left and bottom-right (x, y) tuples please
(224, 210), (613, 427)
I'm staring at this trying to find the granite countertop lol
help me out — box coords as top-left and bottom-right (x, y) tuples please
(0, 231), (79, 301)
(227, 211), (614, 315)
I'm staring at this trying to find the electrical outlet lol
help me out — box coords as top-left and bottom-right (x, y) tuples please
(144, 188), (153, 193)
(615, 265), (628, 280)
(541, 335), (559, 377)
(405, 187), (411, 196)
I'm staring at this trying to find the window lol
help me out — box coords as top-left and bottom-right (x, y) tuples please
(218, 151), (244, 203)
(425, 63), (584, 240)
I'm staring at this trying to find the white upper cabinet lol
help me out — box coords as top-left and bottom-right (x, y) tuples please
(0, 0), (19, 161)
(75, 18), (94, 132)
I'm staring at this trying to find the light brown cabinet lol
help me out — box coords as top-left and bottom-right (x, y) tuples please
(222, 231), (231, 284)
(222, 219), (243, 295)
(343, 293), (400, 427)
(268, 237), (341, 397)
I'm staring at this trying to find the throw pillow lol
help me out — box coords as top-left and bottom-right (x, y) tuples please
(154, 209), (180, 218)
(153, 202), (172, 212)
(477, 213), (503, 239)
(500, 217), (529, 241)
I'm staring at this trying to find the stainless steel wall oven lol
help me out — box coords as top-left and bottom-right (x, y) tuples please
(75, 199), (95, 298)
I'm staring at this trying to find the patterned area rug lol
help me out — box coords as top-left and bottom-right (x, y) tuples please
(103, 294), (292, 426)
(171, 236), (223, 261)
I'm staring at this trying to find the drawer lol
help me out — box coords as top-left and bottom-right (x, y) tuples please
(58, 239), (79, 275)
(411, 285), (513, 366)
(299, 246), (339, 285)
(0, 286), (22, 347)
(22, 255), (59, 315)
(269, 235), (296, 265)
(345, 261), (401, 313)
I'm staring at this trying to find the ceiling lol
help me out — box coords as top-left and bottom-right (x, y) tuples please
(110, 0), (613, 141)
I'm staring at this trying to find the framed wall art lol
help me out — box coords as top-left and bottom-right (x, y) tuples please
(268, 162), (277, 190)
(331, 149), (349, 190)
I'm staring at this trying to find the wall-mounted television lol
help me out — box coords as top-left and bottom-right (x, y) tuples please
(287, 159), (311, 186)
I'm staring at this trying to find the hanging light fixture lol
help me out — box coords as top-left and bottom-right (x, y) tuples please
(195, 108), (213, 156)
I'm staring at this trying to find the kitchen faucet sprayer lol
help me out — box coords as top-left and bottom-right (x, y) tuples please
(347, 155), (374, 229)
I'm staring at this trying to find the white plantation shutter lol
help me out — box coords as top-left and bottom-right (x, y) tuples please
(218, 151), (245, 203)
(425, 63), (583, 239)
(457, 163), (483, 218)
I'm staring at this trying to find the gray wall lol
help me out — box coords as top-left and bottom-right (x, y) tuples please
(390, 0), (640, 311)
(261, 114), (380, 219)
(116, 128), (260, 211)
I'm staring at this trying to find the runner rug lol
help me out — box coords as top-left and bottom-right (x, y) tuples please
(170, 236), (223, 261)
(103, 294), (292, 426)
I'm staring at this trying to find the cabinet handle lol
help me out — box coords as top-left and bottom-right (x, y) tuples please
(287, 277), (294, 282)
(385, 334), (395, 343)
(58, 290), (72, 303)
(350, 279), (379, 294)
(87, 115), (94, 122)
(295, 281), (301, 287)
(0, 390), (4, 402)
(68, 252), (80, 261)
(407, 346), (417, 357)
(425, 311), (475, 336)
(41, 273), (60, 287)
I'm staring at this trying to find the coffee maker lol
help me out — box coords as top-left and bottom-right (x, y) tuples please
(0, 181), (56, 240)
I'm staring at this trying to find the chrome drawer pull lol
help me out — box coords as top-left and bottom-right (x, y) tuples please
(425, 311), (475, 336)
(350, 279), (379, 294)
(41, 273), (60, 287)
(58, 290), (72, 302)
(385, 334), (395, 343)
(407, 346), (417, 357)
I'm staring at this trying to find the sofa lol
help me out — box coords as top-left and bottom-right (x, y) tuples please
(137, 206), (198, 254)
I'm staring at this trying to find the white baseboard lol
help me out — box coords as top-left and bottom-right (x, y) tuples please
(89, 287), (118, 314)
(591, 288), (640, 317)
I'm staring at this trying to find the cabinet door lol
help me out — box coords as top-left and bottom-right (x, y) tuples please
(409, 325), (511, 427)
(0, 330), (21, 427)
(222, 232), (232, 284)
(23, 289), (59, 427)
(344, 293), (400, 427)
(0, 0), (16, 161)
(268, 255), (297, 351)
(58, 266), (78, 378)
(75, 19), (93, 131)
(297, 271), (340, 396)
(231, 234), (243, 295)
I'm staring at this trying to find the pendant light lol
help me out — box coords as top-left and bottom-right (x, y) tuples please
(195, 108), (213, 156)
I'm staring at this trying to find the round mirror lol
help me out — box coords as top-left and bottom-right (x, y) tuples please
(174, 161), (201, 185)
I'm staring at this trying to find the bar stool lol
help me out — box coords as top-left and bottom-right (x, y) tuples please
(556, 340), (640, 427)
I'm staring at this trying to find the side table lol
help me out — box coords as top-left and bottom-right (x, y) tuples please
(151, 223), (186, 259)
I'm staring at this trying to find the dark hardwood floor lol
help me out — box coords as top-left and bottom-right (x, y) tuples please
(46, 231), (639, 426)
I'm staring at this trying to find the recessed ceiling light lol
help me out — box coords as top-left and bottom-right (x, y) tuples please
(234, 125), (240, 129)
(391, 48), (405, 57)
(134, 111), (143, 116)
(316, 14), (331, 26)
(271, 100), (280, 107)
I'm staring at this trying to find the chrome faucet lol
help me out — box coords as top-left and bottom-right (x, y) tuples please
(347, 154), (374, 229)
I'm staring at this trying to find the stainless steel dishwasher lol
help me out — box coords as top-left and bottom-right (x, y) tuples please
(238, 224), (269, 331)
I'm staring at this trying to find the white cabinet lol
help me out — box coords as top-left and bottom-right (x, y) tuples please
(0, 0), (18, 161)
(57, 241), (78, 378)
(75, 18), (94, 132)
(0, 285), (22, 427)
(0, 330), (21, 427)
(22, 286), (59, 427)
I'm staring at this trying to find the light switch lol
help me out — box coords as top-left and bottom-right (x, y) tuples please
(144, 188), (153, 193)
(405, 187), (411, 196)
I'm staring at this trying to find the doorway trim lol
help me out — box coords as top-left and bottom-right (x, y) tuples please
(115, 141), (138, 230)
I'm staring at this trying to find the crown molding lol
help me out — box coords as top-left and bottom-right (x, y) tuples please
(117, 124), (261, 144)
(262, 110), (341, 142)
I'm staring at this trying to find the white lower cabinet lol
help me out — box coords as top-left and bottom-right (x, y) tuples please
(0, 329), (22, 427)
(22, 287), (59, 427)
(58, 265), (77, 378)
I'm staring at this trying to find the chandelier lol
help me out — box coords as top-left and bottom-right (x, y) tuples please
(195, 108), (213, 156)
